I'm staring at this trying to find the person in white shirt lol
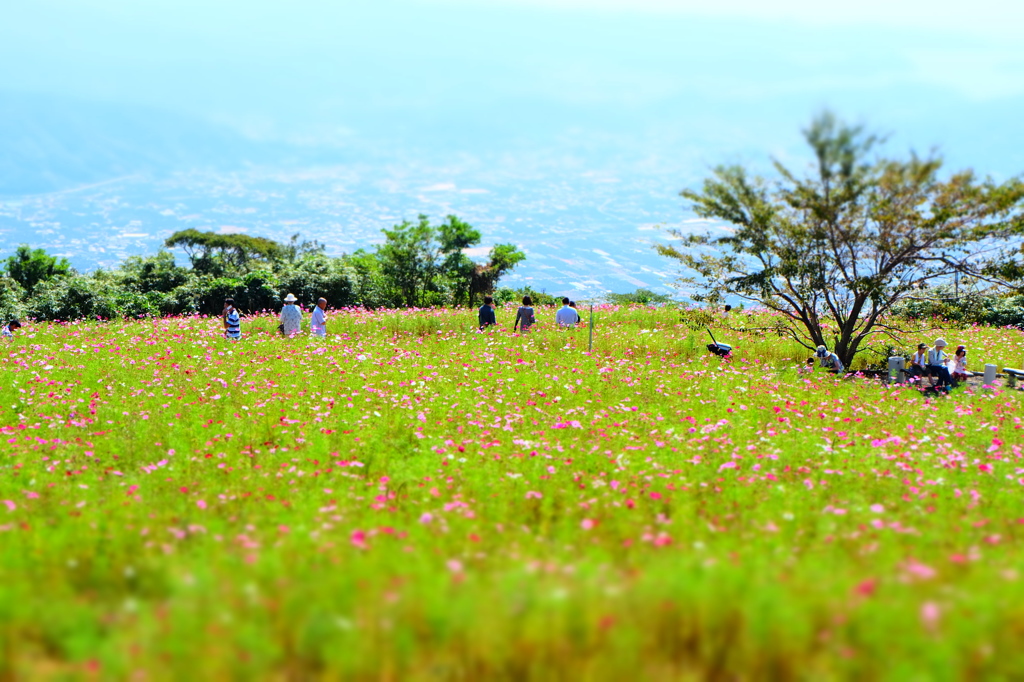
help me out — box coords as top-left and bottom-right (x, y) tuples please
(927, 338), (952, 389)
(815, 345), (845, 374)
(951, 345), (969, 383)
(311, 298), (327, 337)
(279, 293), (303, 336)
(908, 343), (928, 382)
(555, 297), (578, 328)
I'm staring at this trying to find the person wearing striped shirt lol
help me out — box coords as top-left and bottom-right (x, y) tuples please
(222, 298), (241, 340)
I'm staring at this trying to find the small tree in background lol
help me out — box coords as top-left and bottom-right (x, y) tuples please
(377, 215), (525, 307)
(656, 112), (1024, 366)
(165, 229), (284, 275)
(470, 244), (527, 305)
(4, 245), (72, 294)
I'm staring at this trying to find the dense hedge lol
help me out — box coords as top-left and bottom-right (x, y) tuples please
(894, 292), (1024, 328)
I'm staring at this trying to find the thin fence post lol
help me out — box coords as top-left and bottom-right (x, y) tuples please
(588, 303), (594, 353)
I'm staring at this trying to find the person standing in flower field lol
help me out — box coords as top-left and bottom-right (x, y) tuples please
(311, 297), (328, 337)
(478, 295), (496, 330)
(280, 293), (303, 336)
(555, 297), (577, 328)
(222, 299), (241, 340)
(928, 338), (953, 390)
(513, 295), (535, 333)
(815, 345), (844, 374)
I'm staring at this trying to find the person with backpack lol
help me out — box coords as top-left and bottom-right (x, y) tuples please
(513, 295), (536, 333)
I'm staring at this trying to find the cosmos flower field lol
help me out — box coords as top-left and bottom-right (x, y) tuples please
(2, 305), (1024, 679)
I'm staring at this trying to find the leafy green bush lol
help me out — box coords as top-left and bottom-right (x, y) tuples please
(29, 276), (119, 321)
(276, 256), (358, 308)
(0, 277), (26, 323)
(895, 292), (1024, 328)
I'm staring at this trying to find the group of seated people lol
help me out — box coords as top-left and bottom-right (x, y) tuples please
(810, 337), (969, 390)
(908, 337), (969, 389)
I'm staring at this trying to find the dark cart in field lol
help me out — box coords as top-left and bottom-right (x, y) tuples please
(706, 328), (732, 357)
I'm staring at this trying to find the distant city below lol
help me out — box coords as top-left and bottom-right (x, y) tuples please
(2, 3), (1022, 298)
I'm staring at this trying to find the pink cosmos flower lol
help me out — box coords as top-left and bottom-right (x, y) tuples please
(920, 601), (941, 631)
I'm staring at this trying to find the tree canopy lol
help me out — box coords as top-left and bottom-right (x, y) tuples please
(3, 244), (72, 293)
(376, 214), (525, 308)
(656, 112), (1024, 365)
(165, 229), (285, 274)
(0, 215), (526, 321)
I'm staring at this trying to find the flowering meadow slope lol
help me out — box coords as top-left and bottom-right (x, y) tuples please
(1, 307), (1023, 679)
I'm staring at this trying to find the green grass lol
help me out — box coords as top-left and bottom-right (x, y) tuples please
(1, 305), (1023, 679)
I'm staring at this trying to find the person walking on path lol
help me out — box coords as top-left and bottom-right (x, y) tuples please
(222, 299), (241, 340)
(311, 298), (328, 337)
(280, 293), (303, 336)
(513, 295), (536, 333)
(928, 338), (952, 390)
(478, 295), (496, 330)
(815, 345), (845, 374)
(556, 297), (577, 328)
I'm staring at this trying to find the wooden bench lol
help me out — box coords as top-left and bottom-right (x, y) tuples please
(1005, 368), (1024, 388)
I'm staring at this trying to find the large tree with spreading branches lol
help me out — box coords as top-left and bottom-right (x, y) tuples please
(656, 113), (1024, 366)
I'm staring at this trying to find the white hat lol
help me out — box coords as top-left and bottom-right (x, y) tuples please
(284, 293), (297, 302)
(815, 345), (827, 357)
(934, 338), (947, 348)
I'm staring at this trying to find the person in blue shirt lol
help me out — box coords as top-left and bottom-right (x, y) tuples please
(1, 320), (21, 338)
(478, 295), (496, 330)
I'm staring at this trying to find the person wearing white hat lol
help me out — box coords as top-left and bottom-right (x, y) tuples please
(814, 344), (845, 374)
(279, 293), (303, 336)
(927, 338), (952, 389)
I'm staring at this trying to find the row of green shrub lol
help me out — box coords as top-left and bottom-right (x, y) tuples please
(893, 291), (1024, 328)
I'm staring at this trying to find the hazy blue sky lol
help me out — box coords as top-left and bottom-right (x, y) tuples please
(2, 0), (1023, 293)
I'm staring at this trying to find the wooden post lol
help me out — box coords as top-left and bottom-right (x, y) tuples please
(588, 303), (594, 353)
